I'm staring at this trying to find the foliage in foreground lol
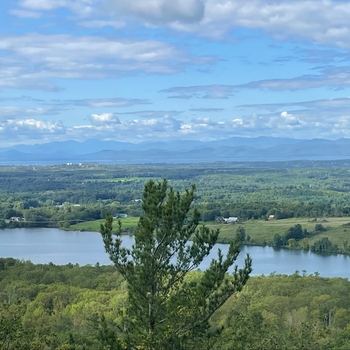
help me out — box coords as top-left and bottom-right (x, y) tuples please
(1, 259), (350, 349)
(101, 179), (252, 349)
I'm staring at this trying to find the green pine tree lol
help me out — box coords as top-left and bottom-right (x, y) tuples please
(100, 179), (252, 350)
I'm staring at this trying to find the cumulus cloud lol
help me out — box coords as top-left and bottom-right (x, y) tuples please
(2, 109), (350, 146)
(279, 111), (301, 126)
(0, 118), (66, 145)
(192, 117), (219, 126)
(234, 96), (350, 138)
(68, 115), (184, 141)
(65, 107), (350, 142)
(7, 118), (61, 131)
(89, 113), (121, 125)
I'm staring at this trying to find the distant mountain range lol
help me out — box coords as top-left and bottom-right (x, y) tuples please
(1, 137), (350, 164)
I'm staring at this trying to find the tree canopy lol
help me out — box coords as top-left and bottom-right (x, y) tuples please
(100, 179), (252, 349)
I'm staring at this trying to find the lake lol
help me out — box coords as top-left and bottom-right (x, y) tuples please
(1, 228), (350, 278)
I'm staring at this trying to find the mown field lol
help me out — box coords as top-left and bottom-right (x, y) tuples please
(70, 217), (139, 232)
(210, 217), (350, 246)
(70, 216), (350, 253)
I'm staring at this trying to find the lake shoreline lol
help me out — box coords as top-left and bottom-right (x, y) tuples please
(1, 227), (350, 278)
(3, 224), (349, 258)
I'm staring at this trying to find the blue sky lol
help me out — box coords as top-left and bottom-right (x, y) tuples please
(2, 0), (350, 146)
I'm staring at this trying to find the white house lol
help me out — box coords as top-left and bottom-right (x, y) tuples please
(223, 217), (239, 224)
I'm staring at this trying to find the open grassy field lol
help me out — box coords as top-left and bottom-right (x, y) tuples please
(92, 177), (161, 183)
(70, 216), (350, 252)
(208, 217), (350, 247)
(70, 217), (139, 232)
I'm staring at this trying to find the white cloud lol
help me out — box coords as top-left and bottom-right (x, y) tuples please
(2, 0), (350, 148)
(160, 85), (236, 99)
(0, 106), (60, 121)
(0, 34), (177, 64)
(20, 0), (68, 11)
(10, 9), (42, 18)
(2, 110), (350, 146)
(19, 0), (94, 16)
(180, 124), (195, 135)
(104, 0), (205, 25)
(78, 20), (125, 29)
(184, 1), (350, 49)
(238, 97), (350, 112)
(63, 98), (150, 108)
(161, 64), (350, 97)
(179, 112), (342, 139)
(15, 0), (350, 50)
(97, 0), (350, 50)
(139, 119), (157, 126)
(90, 113), (120, 125)
(233, 118), (243, 126)
(0, 33), (214, 90)
(280, 111), (301, 126)
(9, 118), (56, 130)
(0, 118), (66, 143)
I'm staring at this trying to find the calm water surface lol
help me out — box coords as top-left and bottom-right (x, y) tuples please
(1, 228), (350, 278)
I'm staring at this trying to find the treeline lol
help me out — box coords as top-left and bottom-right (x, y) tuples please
(3, 164), (350, 228)
(2, 200), (350, 230)
(240, 222), (342, 255)
(0, 203), (119, 229)
(271, 223), (340, 253)
(3, 200), (350, 231)
(199, 201), (350, 222)
(213, 272), (350, 349)
(1, 258), (350, 349)
(272, 223), (325, 248)
(0, 258), (124, 349)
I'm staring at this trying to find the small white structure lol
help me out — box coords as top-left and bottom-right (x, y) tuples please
(10, 217), (25, 222)
(223, 217), (239, 224)
(114, 213), (128, 219)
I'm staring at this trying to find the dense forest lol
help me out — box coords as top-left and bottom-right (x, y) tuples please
(3, 163), (350, 348)
(1, 258), (350, 349)
(2, 161), (350, 227)
(2, 162), (350, 255)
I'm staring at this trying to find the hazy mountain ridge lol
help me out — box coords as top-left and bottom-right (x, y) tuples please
(1, 137), (350, 164)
